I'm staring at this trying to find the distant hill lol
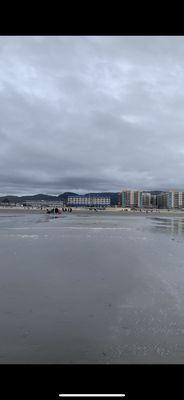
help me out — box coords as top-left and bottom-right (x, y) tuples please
(0, 192), (119, 205)
(0, 194), (58, 203)
(149, 191), (162, 195)
(20, 194), (58, 201)
(0, 195), (19, 203)
(58, 192), (78, 201)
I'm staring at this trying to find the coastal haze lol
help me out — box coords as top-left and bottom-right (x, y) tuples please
(1, 210), (184, 363)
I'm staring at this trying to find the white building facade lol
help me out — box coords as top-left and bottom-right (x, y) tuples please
(67, 196), (111, 207)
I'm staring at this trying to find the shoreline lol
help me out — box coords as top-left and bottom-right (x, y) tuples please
(0, 206), (184, 217)
(0, 207), (42, 214)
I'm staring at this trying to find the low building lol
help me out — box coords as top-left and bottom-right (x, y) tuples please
(67, 195), (111, 207)
(21, 200), (64, 208)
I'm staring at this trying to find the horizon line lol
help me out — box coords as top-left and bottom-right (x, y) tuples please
(58, 395), (125, 398)
(0, 189), (175, 197)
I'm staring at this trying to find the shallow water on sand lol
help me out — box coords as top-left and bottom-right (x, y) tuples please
(1, 212), (184, 363)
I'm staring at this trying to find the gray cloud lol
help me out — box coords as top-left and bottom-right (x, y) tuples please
(1, 36), (184, 195)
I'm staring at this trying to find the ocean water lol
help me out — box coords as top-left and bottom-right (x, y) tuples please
(1, 211), (184, 363)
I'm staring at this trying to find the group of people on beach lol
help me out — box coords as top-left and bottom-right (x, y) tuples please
(46, 207), (72, 214)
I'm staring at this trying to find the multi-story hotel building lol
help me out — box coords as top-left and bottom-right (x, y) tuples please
(118, 192), (122, 207)
(157, 191), (184, 209)
(121, 190), (143, 208)
(167, 191), (184, 209)
(142, 192), (151, 208)
(157, 192), (168, 208)
(67, 195), (111, 207)
(150, 194), (157, 207)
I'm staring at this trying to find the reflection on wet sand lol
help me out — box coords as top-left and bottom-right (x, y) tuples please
(1, 212), (184, 363)
(149, 217), (184, 235)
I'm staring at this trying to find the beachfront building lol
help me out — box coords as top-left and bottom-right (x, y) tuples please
(150, 194), (157, 207)
(142, 192), (151, 208)
(118, 192), (122, 207)
(157, 192), (168, 208)
(67, 195), (111, 207)
(167, 191), (184, 209)
(21, 200), (64, 208)
(167, 191), (174, 208)
(156, 191), (184, 209)
(121, 190), (143, 208)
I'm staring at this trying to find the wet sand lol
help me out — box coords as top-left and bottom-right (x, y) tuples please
(1, 211), (184, 363)
(0, 207), (42, 214)
(1, 206), (184, 217)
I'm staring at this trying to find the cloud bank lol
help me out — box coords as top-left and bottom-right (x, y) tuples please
(0, 36), (184, 195)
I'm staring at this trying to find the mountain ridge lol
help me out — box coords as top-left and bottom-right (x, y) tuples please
(0, 191), (163, 206)
(0, 192), (119, 205)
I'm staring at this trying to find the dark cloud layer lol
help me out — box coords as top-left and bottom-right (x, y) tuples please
(0, 36), (184, 195)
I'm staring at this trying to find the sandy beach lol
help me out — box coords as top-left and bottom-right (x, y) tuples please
(0, 207), (42, 214)
(1, 206), (184, 217)
(71, 208), (184, 217)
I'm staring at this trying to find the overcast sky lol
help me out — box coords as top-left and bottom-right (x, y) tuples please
(1, 36), (184, 195)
